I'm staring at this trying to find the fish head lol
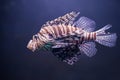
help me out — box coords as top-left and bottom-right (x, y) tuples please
(27, 35), (45, 52)
(27, 34), (54, 52)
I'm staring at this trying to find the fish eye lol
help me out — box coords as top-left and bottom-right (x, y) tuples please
(33, 35), (38, 40)
(49, 34), (53, 38)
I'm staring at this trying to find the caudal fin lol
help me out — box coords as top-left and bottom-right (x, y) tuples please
(95, 24), (117, 47)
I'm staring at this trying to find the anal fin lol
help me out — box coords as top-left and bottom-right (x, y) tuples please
(79, 42), (97, 57)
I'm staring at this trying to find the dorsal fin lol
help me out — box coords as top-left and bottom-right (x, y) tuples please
(41, 11), (80, 27)
(74, 16), (96, 32)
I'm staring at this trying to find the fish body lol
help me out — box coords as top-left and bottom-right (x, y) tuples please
(27, 11), (117, 65)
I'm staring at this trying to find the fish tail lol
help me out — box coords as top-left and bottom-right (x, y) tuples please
(95, 24), (117, 47)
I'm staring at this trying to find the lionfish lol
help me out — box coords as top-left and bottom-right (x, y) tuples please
(27, 11), (117, 65)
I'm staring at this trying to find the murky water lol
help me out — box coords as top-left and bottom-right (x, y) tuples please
(1, 0), (120, 80)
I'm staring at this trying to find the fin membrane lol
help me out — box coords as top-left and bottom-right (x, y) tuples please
(52, 45), (81, 65)
(42, 11), (80, 27)
(74, 16), (96, 32)
(95, 33), (117, 47)
(79, 42), (97, 57)
(95, 24), (112, 35)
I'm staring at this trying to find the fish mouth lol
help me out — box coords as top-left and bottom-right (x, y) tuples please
(27, 40), (36, 52)
(27, 39), (46, 52)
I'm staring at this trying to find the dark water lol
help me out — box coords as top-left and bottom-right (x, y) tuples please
(1, 0), (120, 80)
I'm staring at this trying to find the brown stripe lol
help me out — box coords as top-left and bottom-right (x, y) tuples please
(63, 24), (67, 35)
(37, 33), (45, 44)
(69, 13), (74, 18)
(36, 37), (43, 47)
(73, 26), (76, 32)
(50, 26), (56, 37)
(71, 26), (75, 32)
(47, 26), (53, 34)
(86, 33), (88, 41)
(39, 32), (47, 40)
(58, 25), (62, 36)
(52, 26), (57, 38)
(39, 32), (44, 37)
(94, 32), (96, 40)
(92, 32), (94, 40)
(43, 27), (49, 34)
(88, 33), (90, 41)
(66, 26), (69, 35)
(92, 32), (93, 40)
(71, 26), (74, 32)
(38, 34), (45, 43)
(55, 26), (59, 37)
(80, 36), (84, 44)
(40, 28), (46, 34)
(84, 33), (87, 41)
(38, 32), (49, 43)
(75, 27), (78, 30)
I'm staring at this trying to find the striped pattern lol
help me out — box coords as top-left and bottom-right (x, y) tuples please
(41, 11), (80, 27)
(83, 32), (96, 41)
(27, 23), (97, 52)
(40, 24), (78, 39)
(35, 24), (79, 47)
(79, 42), (97, 57)
(37, 24), (96, 46)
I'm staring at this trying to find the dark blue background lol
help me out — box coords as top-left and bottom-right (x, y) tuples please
(1, 0), (120, 80)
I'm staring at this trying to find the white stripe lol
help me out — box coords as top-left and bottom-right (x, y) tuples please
(60, 24), (64, 36)
(57, 25), (62, 38)
(44, 26), (52, 34)
(86, 32), (88, 40)
(38, 33), (46, 43)
(84, 32), (88, 40)
(54, 25), (60, 38)
(71, 26), (74, 32)
(40, 28), (47, 34)
(91, 32), (93, 40)
(51, 26), (57, 38)
(48, 26), (54, 33)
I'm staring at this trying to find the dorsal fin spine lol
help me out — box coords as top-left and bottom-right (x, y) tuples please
(41, 11), (80, 28)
